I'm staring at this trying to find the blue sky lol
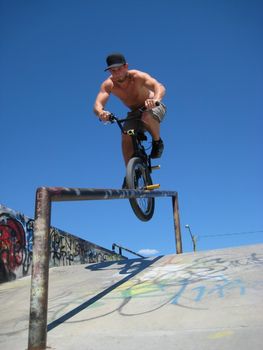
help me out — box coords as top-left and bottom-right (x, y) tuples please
(1, 0), (262, 258)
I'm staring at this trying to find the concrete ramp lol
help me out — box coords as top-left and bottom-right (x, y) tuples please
(1, 244), (263, 349)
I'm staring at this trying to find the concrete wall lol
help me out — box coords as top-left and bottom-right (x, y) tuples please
(0, 204), (123, 283)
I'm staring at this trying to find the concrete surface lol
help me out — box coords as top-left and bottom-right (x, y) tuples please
(0, 244), (263, 350)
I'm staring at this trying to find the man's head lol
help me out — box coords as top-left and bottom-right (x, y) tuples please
(104, 53), (127, 71)
(105, 53), (128, 83)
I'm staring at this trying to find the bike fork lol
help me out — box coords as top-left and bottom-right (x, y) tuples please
(145, 158), (161, 190)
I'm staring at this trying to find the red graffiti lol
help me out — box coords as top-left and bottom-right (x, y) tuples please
(0, 214), (25, 272)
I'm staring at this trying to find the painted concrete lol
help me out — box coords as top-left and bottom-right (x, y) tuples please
(0, 244), (262, 350)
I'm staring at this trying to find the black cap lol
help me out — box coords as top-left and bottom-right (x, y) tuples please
(104, 53), (126, 71)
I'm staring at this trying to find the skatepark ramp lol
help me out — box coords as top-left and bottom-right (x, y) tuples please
(28, 186), (182, 349)
(0, 244), (262, 350)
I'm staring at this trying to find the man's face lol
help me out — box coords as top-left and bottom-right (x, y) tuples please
(109, 64), (128, 82)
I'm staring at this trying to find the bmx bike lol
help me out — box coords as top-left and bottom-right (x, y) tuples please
(107, 106), (161, 221)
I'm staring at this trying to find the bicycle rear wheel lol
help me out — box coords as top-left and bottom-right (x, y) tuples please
(126, 157), (155, 221)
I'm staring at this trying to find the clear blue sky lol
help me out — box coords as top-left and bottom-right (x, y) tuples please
(1, 0), (262, 257)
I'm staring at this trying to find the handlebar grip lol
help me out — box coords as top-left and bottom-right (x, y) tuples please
(99, 113), (115, 124)
(140, 101), (160, 112)
(108, 113), (116, 123)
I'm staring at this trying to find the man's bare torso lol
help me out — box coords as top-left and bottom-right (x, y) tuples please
(107, 70), (154, 111)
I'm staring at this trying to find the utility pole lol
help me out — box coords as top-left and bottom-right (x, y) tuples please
(185, 224), (198, 252)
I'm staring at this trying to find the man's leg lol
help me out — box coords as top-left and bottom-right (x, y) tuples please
(141, 111), (160, 140)
(122, 133), (134, 165)
(142, 111), (164, 158)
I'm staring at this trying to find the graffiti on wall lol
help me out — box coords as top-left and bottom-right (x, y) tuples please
(0, 205), (122, 283)
(50, 227), (112, 266)
(0, 210), (34, 282)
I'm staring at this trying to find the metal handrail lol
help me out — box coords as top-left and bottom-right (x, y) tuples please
(28, 186), (182, 350)
(112, 243), (145, 258)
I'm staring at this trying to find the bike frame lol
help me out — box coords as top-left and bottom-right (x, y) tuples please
(109, 113), (153, 173)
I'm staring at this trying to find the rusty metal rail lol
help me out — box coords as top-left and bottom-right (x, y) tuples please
(28, 187), (182, 350)
(112, 243), (144, 258)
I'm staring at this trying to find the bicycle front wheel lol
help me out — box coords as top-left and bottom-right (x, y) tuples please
(126, 157), (155, 221)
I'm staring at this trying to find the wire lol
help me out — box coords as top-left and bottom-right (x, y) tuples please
(199, 230), (263, 239)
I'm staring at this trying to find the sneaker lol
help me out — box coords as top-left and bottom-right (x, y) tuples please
(150, 138), (164, 158)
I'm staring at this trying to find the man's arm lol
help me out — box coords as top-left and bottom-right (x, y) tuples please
(93, 80), (113, 120)
(138, 71), (166, 109)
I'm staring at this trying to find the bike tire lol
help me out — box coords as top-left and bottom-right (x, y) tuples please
(126, 157), (155, 221)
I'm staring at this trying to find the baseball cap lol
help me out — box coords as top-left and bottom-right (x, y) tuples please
(104, 53), (126, 71)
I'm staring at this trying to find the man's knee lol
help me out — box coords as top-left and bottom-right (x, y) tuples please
(143, 103), (166, 124)
(142, 112), (159, 128)
(141, 111), (154, 124)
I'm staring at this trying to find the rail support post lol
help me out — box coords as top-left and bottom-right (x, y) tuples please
(172, 194), (182, 254)
(28, 187), (51, 350)
(27, 186), (181, 349)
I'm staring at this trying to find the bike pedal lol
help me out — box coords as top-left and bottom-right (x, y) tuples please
(144, 184), (160, 190)
(151, 165), (161, 170)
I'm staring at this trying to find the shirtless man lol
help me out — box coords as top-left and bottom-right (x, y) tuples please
(93, 53), (166, 166)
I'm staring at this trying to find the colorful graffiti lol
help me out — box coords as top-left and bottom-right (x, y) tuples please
(65, 251), (262, 320)
(0, 204), (122, 283)
(110, 252), (263, 313)
(0, 210), (33, 282)
(44, 250), (263, 332)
